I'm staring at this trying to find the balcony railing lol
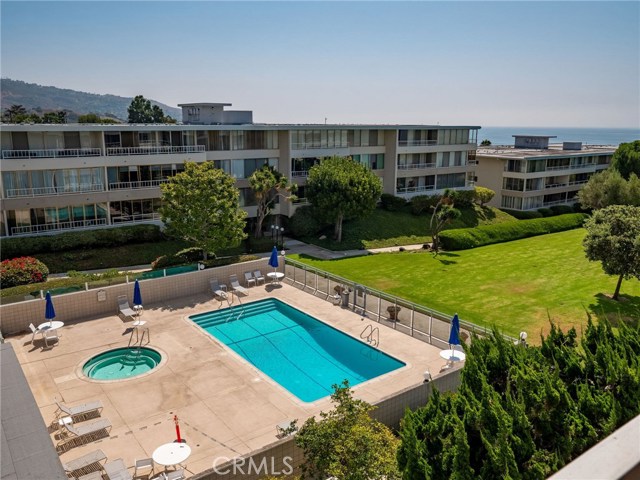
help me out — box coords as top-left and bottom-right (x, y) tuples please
(396, 185), (436, 194)
(5, 184), (105, 198)
(546, 163), (596, 171)
(111, 213), (161, 223)
(2, 148), (101, 159)
(109, 179), (170, 190)
(397, 163), (436, 170)
(106, 145), (205, 156)
(291, 170), (309, 178)
(545, 183), (568, 189)
(290, 143), (350, 150)
(543, 199), (574, 207)
(398, 139), (438, 147)
(11, 218), (108, 236)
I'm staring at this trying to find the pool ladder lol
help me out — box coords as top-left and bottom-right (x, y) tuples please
(360, 325), (379, 347)
(225, 294), (245, 323)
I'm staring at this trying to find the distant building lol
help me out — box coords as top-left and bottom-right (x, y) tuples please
(475, 135), (614, 211)
(0, 102), (479, 237)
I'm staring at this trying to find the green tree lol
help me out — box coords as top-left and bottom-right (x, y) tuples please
(248, 165), (296, 238)
(577, 169), (631, 209)
(305, 156), (382, 242)
(480, 139), (492, 146)
(296, 381), (400, 480)
(78, 113), (119, 124)
(42, 111), (67, 124)
(430, 190), (461, 253)
(2, 104), (27, 122)
(610, 140), (640, 180)
(473, 186), (495, 207)
(127, 95), (171, 123)
(160, 161), (247, 260)
(583, 204), (640, 300)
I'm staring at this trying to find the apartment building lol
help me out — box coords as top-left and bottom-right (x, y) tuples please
(0, 102), (479, 237)
(476, 135), (614, 211)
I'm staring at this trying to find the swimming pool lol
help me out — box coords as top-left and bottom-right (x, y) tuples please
(189, 299), (405, 402)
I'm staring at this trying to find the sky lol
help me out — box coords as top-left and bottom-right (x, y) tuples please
(1, 1), (639, 128)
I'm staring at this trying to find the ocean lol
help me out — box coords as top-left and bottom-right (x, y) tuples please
(478, 127), (639, 147)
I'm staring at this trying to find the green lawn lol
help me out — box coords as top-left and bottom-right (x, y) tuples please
(291, 229), (640, 340)
(301, 205), (516, 250)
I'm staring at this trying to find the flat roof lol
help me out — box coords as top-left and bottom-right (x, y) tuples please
(512, 135), (557, 139)
(177, 103), (232, 107)
(477, 144), (615, 159)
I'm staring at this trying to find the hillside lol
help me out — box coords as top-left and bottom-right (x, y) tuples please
(0, 78), (182, 122)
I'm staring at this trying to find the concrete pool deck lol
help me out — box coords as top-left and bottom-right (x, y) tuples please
(7, 282), (453, 477)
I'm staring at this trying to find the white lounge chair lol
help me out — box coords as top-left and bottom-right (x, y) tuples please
(55, 400), (103, 421)
(209, 278), (228, 300)
(43, 329), (59, 348)
(164, 470), (185, 480)
(104, 458), (133, 480)
(134, 458), (154, 479)
(62, 418), (112, 443)
(229, 274), (248, 296)
(62, 449), (107, 477)
(253, 270), (265, 285)
(244, 271), (256, 287)
(29, 323), (43, 343)
(117, 295), (136, 321)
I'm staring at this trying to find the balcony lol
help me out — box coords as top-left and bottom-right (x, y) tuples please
(396, 185), (435, 194)
(291, 171), (309, 178)
(108, 179), (170, 190)
(546, 163), (596, 172)
(5, 184), (105, 198)
(290, 143), (350, 150)
(11, 218), (108, 236)
(106, 145), (205, 156)
(111, 213), (162, 224)
(398, 140), (437, 147)
(2, 148), (101, 159)
(397, 163), (436, 170)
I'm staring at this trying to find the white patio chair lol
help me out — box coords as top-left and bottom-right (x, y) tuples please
(62, 418), (112, 443)
(104, 458), (133, 480)
(209, 278), (228, 300)
(43, 329), (59, 348)
(164, 469), (185, 480)
(229, 274), (248, 296)
(55, 399), (103, 421)
(134, 457), (154, 479)
(244, 271), (256, 287)
(29, 323), (43, 343)
(62, 449), (107, 477)
(253, 270), (265, 285)
(117, 295), (136, 321)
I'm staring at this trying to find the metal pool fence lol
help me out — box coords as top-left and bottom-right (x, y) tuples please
(283, 258), (516, 347)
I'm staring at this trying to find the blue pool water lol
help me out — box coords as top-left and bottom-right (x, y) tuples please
(189, 299), (405, 402)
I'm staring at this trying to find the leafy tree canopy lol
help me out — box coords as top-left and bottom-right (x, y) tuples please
(2, 104), (68, 124)
(78, 113), (120, 124)
(578, 169), (640, 209)
(583, 204), (640, 300)
(430, 189), (461, 253)
(127, 95), (174, 123)
(296, 381), (400, 480)
(474, 186), (496, 207)
(305, 156), (382, 242)
(611, 140), (640, 180)
(248, 165), (296, 238)
(160, 161), (247, 259)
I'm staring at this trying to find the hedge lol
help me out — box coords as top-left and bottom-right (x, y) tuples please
(1, 225), (164, 260)
(500, 209), (544, 220)
(439, 213), (587, 250)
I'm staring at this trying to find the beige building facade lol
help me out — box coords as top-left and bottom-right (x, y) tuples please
(476, 135), (614, 211)
(0, 103), (479, 237)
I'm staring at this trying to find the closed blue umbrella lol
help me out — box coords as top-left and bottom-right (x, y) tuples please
(268, 245), (279, 272)
(448, 313), (461, 348)
(133, 279), (143, 307)
(45, 291), (56, 326)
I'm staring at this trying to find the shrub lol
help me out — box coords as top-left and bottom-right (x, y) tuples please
(500, 209), (544, 220)
(289, 206), (324, 237)
(474, 186), (496, 207)
(0, 257), (49, 287)
(175, 247), (204, 262)
(380, 193), (406, 211)
(1, 225), (164, 259)
(450, 190), (475, 209)
(550, 205), (575, 215)
(410, 195), (440, 215)
(537, 207), (554, 217)
(150, 254), (184, 270)
(439, 213), (587, 250)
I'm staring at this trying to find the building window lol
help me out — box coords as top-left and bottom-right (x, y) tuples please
(501, 196), (523, 210)
(435, 173), (466, 189)
(503, 178), (525, 191)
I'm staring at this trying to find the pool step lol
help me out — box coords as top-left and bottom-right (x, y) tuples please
(194, 300), (279, 327)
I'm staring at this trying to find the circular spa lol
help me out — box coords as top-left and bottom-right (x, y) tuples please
(83, 347), (162, 381)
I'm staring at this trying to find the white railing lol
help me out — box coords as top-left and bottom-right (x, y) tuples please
(290, 142), (349, 150)
(11, 218), (108, 236)
(109, 179), (169, 190)
(396, 185), (436, 194)
(543, 199), (573, 207)
(111, 213), (161, 223)
(106, 145), (205, 156)
(544, 183), (568, 189)
(397, 163), (436, 170)
(291, 171), (309, 178)
(2, 148), (101, 159)
(5, 184), (104, 198)
(567, 180), (589, 186)
(398, 139), (438, 147)
(546, 163), (595, 171)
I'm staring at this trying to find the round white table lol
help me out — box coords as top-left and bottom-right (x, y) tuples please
(38, 320), (64, 331)
(439, 349), (466, 362)
(152, 442), (191, 468)
(267, 272), (285, 284)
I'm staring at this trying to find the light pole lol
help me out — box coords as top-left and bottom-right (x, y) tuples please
(271, 224), (275, 243)
(279, 227), (285, 249)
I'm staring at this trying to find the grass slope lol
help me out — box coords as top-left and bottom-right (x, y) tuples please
(291, 229), (640, 339)
(301, 205), (516, 250)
